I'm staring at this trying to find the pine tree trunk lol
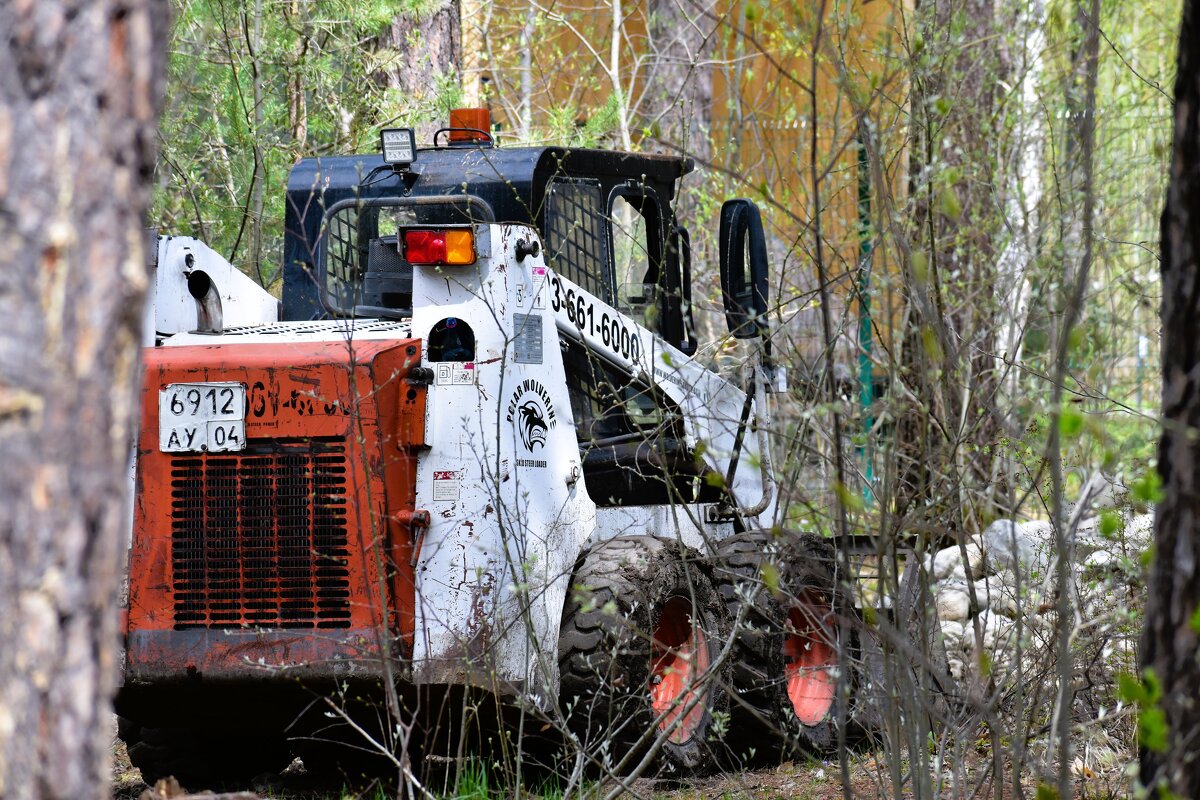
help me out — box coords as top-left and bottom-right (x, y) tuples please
(1141, 0), (1200, 794)
(377, 0), (461, 142)
(0, 2), (168, 798)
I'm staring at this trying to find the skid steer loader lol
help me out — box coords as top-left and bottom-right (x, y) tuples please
(117, 111), (873, 786)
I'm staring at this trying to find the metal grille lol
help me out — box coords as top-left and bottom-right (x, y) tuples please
(170, 437), (352, 630)
(323, 210), (362, 311)
(544, 177), (613, 301)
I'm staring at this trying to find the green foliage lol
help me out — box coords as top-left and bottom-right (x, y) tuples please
(1036, 784), (1060, 800)
(454, 758), (493, 799)
(1058, 407), (1085, 438)
(1132, 469), (1165, 504)
(1119, 668), (1168, 753)
(156, 0), (461, 287)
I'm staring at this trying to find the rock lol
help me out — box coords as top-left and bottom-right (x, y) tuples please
(961, 610), (1015, 654)
(983, 519), (1050, 577)
(947, 656), (965, 680)
(1125, 512), (1153, 550)
(936, 585), (971, 623)
(1083, 549), (1119, 573)
(971, 573), (1020, 618)
(1077, 474), (1129, 516)
(928, 542), (987, 581)
(940, 619), (965, 652)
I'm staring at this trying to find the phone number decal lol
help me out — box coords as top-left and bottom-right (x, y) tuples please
(550, 274), (642, 363)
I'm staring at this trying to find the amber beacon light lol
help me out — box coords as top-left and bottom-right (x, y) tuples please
(448, 108), (492, 143)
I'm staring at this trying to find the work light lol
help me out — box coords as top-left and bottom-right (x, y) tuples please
(380, 128), (416, 167)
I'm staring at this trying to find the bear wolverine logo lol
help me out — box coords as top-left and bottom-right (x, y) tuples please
(505, 379), (558, 457)
(518, 401), (548, 450)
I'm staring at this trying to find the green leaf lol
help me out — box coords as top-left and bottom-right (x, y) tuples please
(1099, 511), (1122, 538)
(939, 186), (962, 219)
(1132, 470), (1165, 504)
(1059, 408), (1084, 438)
(1117, 672), (1147, 704)
(705, 471), (726, 488)
(1035, 783), (1059, 800)
(1140, 707), (1168, 752)
(760, 562), (780, 594)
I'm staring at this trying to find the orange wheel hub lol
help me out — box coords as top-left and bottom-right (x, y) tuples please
(783, 590), (837, 725)
(650, 597), (709, 744)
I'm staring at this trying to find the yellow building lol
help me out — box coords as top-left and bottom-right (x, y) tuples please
(463, 0), (910, 362)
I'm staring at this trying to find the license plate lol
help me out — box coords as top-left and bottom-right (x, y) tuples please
(159, 382), (247, 453)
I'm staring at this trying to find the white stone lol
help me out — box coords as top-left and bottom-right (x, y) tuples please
(929, 543), (987, 582)
(961, 610), (1015, 654)
(936, 585), (971, 623)
(1125, 512), (1153, 549)
(971, 574), (1021, 618)
(983, 519), (1050, 577)
(940, 619), (965, 652)
(1083, 549), (1119, 573)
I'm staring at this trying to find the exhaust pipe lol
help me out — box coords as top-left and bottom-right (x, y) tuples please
(186, 265), (223, 334)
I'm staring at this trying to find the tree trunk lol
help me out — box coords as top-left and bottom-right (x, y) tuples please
(377, 0), (461, 142)
(0, 2), (168, 798)
(1141, 0), (1200, 794)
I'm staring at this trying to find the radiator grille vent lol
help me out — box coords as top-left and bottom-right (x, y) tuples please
(170, 437), (352, 630)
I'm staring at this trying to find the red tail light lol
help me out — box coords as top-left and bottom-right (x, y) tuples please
(404, 229), (476, 266)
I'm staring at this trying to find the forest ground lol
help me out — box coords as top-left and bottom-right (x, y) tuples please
(111, 730), (1049, 800)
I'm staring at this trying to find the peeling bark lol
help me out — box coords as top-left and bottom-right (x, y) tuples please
(0, 2), (168, 798)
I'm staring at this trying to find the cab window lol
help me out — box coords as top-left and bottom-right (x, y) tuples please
(544, 178), (613, 301)
(608, 187), (664, 330)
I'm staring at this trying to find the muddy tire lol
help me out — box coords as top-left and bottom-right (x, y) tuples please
(714, 531), (866, 760)
(558, 535), (728, 776)
(119, 717), (290, 791)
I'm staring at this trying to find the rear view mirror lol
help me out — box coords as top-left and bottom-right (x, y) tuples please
(718, 199), (769, 339)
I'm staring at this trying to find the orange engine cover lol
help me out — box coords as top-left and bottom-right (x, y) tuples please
(126, 337), (426, 682)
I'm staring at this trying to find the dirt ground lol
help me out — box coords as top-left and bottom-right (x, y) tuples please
(112, 734), (1054, 800)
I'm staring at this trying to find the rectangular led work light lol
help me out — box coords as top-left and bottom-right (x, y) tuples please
(381, 128), (416, 167)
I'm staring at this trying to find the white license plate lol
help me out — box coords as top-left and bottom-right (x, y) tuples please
(159, 382), (247, 453)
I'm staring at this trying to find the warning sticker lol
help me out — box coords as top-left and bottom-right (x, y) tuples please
(435, 362), (476, 386)
(432, 470), (460, 501)
(531, 266), (548, 309)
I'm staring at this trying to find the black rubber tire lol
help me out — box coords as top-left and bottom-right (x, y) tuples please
(713, 530), (866, 761)
(558, 535), (729, 776)
(119, 717), (290, 791)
